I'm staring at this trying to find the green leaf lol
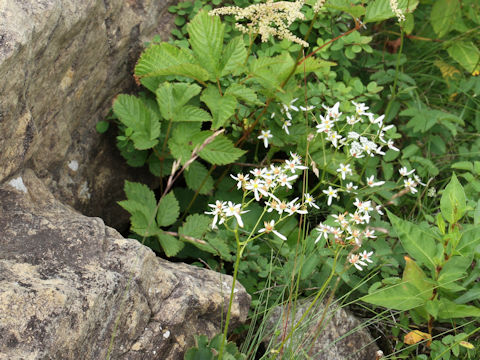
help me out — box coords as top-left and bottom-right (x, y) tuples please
(365, 0), (419, 23)
(220, 36), (247, 77)
(156, 230), (184, 257)
(387, 211), (437, 271)
(122, 181), (157, 213)
(179, 214), (211, 241)
(447, 41), (480, 74)
(176, 105), (212, 123)
(155, 82), (202, 121)
(96, 121), (110, 133)
(156, 191), (180, 227)
(403, 257), (433, 301)
(440, 173), (466, 224)
(430, 0), (460, 38)
(135, 43), (209, 83)
(184, 161), (214, 195)
(437, 298), (480, 319)
(200, 85), (237, 129)
(113, 95), (160, 150)
(455, 284), (480, 304)
(452, 161), (473, 172)
(198, 135), (246, 165)
(187, 11), (224, 79)
(167, 123), (202, 165)
(326, 0), (365, 18)
(224, 84), (263, 105)
(361, 281), (426, 311)
(293, 57), (336, 75)
(438, 256), (471, 292)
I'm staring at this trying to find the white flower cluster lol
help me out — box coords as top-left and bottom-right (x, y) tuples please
(316, 198), (381, 271)
(206, 153), (316, 240)
(316, 101), (400, 158)
(389, 0), (406, 22)
(399, 166), (425, 194)
(209, 0), (309, 47)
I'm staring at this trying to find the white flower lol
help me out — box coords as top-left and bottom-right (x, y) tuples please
(315, 223), (332, 243)
(387, 139), (399, 152)
(404, 178), (418, 194)
(225, 201), (248, 228)
(399, 167), (415, 176)
(300, 104), (315, 111)
(332, 213), (349, 228)
(304, 193), (319, 209)
(414, 174), (426, 186)
(359, 250), (374, 263)
(364, 229), (376, 239)
(345, 182), (358, 193)
(230, 173), (249, 189)
(285, 159), (308, 173)
(326, 131), (342, 148)
(289, 152), (302, 164)
(205, 200), (227, 229)
(258, 220), (287, 240)
(336, 163), (353, 180)
(349, 253), (368, 271)
(323, 102), (342, 121)
(375, 205), (384, 215)
(323, 186), (339, 206)
(282, 119), (291, 134)
(278, 173), (298, 189)
(352, 101), (369, 116)
(286, 198), (308, 215)
(258, 130), (273, 148)
(366, 175), (385, 187)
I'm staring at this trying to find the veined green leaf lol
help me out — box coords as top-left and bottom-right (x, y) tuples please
(157, 191), (180, 227)
(387, 211), (437, 272)
(135, 43), (209, 83)
(198, 135), (246, 165)
(294, 57), (336, 75)
(156, 82), (202, 120)
(113, 94), (160, 150)
(437, 298), (480, 319)
(440, 173), (466, 224)
(157, 230), (184, 257)
(447, 41), (480, 74)
(122, 181), (157, 213)
(179, 214), (212, 241)
(175, 105), (212, 122)
(200, 85), (237, 129)
(184, 161), (214, 195)
(430, 0), (460, 38)
(361, 281), (426, 311)
(365, 0), (419, 23)
(188, 11), (224, 79)
(225, 84), (263, 105)
(403, 257), (433, 301)
(220, 36), (247, 77)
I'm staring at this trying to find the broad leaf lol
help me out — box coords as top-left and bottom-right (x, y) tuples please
(156, 82), (202, 120)
(294, 57), (336, 75)
(156, 191), (180, 227)
(225, 84), (263, 105)
(437, 298), (480, 319)
(157, 230), (184, 257)
(200, 85), (237, 129)
(188, 11), (224, 79)
(121, 181), (157, 213)
(402, 257), (433, 301)
(199, 135), (246, 165)
(430, 0), (460, 38)
(135, 43), (209, 83)
(365, 0), (419, 23)
(184, 161), (214, 195)
(437, 256), (471, 292)
(440, 173), (466, 224)
(387, 211), (437, 272)
(220, 36), (247, 77)
(179, 214), (211, 241)
(361, 281), (426, 311)
(176, 105), (212, 122)
(113, 95), (160, 150)
(447, 41), (480, 74)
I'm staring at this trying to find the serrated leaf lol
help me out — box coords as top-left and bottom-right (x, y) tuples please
(122, 181), (157, 213)
(113, 95), (160, 150)
(440, 173), (466, 224)
(387, 211), (437, 272)
(179, 214), (211, 240)
(167, 123), (202, 164)
(365, 0), (419, 23)
(156, 82), (202, 120)
(156, 191), (180, 227)
(156, 231), (184, 257)
(294, 57), (336, 75)
(199, 135), (246, 165)
(220, 36), (247, 77)
(175, 105), (212, 122)
(135, 43), (209, 83)
(224, 84), (263, 105)
(200, 85), (237, 129)
(184, 162), (214, 195)
(188, 11), (224, 79)
(430, 0), (460, 38)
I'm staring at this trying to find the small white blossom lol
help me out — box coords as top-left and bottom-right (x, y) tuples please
(349, 254), (368, 271)
(404, 178), (418, 194)
(304, 193), (319, 209)
(225, 201), (248, 228)
(366, 175), (385, 187)
(323, 186), (339, 206)
(258, 130), (273, 148)
(258, 220), (287, 240)
(336, 163), (353, 180)
(399, 167), (415, 176)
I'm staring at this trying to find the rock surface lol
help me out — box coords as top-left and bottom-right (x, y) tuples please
(263, 298), (379, 360)
(0, 170), (251, 359)
(0, 0), (176, 229)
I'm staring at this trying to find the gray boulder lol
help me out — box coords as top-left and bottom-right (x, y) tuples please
(0, 170), (250, 359)
(0, 0), (176, 229)
(262, 298), (379, 359)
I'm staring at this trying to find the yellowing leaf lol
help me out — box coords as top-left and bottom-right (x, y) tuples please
(459, 341), (475, 349)
(404, 330), (432, 345)
(434, 60), (460, 80)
